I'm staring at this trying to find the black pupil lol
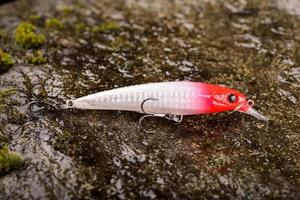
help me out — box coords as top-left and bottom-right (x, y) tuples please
(228, 94), (237, 103)
(68, 101), (73, 107)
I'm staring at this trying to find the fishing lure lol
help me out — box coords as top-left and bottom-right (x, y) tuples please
(68, 82), (267, 118)
(28, 82), (268, 132)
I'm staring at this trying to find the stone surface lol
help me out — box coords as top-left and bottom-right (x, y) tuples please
(0, 0), (299, 199)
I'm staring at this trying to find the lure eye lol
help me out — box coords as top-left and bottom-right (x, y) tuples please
(228, 94), (237, 103)
(66, 100), (73, 107)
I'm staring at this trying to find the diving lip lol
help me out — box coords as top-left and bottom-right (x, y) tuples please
(243, 107), (269, 121)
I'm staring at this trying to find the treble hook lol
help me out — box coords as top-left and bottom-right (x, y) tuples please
(26, 83), (62, 118)
(139, 98), (183, 133)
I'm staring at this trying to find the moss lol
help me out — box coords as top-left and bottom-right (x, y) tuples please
(7, 109), (26, 125)
(75, 1), (85, 8)
(26, 50), (47, 65)
(29, 15), (41, 22)
(46, 18), (64, 29)
(111, 37), (128, 51)
(14, 22), (46, 48)
(0, 88), (16, 99)
(0, 88), (17, 111)
(0, 49), (14, 73)
(0, 145), (24, 176)
(0, 131), (9, 146)
(0, 29), (7, 38)
(60, 6), (73, 15)
(54, 131), (72, 150)
(92, 21), (120, 33)
(75, 23), (87, 32)
(0, 104), (5, 111)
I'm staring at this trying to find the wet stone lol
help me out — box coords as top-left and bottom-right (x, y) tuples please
(0, 0), (300, 199)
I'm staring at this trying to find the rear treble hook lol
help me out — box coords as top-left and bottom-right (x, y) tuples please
(26, 83), (63, 118)
(139, 98), (183, 133)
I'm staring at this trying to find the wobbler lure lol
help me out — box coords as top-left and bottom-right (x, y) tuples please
(66, 81), (268, 121)
(27, 82), (268, 132)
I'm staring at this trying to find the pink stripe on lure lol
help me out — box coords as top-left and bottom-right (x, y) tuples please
(66, 81), (268, 121)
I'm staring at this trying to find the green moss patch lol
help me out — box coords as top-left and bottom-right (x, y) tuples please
(54, 131), (72, 150)
(92, 21), (120, 33)
(46, 18), (64, 29)
(111, 37), (129, 51)
(26, 50), (47, 65)
(0, 49), (13, 73)
(0, 104), (5, 111)
(14, 22), (46, 48)
(6, 108), (26, 125)
(0, 145), (24, 176)
(0, 29), (7, 38)
(0, 88), (17, 111)
(29, 15), (41, 22)
(0, 88), (16, 99)
(58, 6), (73, 15)
(75, 23), (87, 32)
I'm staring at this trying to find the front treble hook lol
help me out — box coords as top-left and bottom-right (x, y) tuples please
(139, 98), (183, 133)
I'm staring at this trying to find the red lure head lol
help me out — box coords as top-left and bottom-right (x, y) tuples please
(202, 83), (268, 121)
(205, 84), (249, 113)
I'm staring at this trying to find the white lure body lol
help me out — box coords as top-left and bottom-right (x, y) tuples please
(68, 82), (203, 115)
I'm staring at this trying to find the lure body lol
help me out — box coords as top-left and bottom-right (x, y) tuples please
(68, 81), (268, 121)
(71, 82), (206, 115)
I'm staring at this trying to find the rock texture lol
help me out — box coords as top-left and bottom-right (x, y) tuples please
(0, 0), (299, 199)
